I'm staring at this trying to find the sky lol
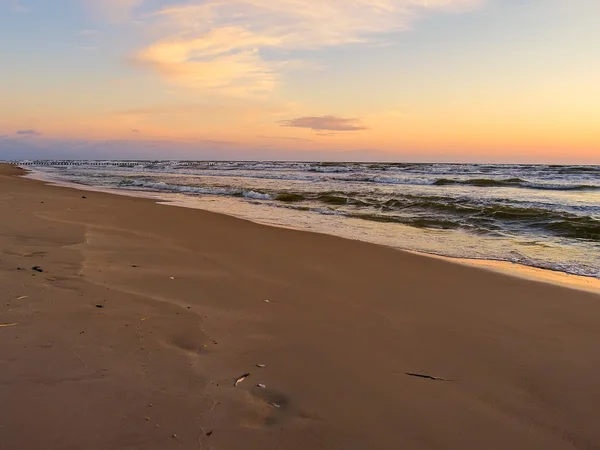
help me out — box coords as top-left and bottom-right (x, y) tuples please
(0, 0), (599, 163)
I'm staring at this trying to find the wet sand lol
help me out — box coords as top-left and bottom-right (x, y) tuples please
(1, 163), (599, 450)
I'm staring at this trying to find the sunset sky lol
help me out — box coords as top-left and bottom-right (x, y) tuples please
(0, 0), (598, 162)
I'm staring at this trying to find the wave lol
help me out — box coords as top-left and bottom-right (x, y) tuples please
(524, 183), (600, 191)
(276, 193), (306, 202)
(48, 162), (600, 192)
(105, 173), (600, 241)
(312, 166), (353, 173)
(331, 175), (598, 191)
(118, 178), (274, 200)
(316, 193), (352, 205)
(543, 218), (600, 240)
(242, 190), (272, 200)
(337, 174), (432, 185)
(348, 213), (462, 229)
(270, 190), (600, 240)
(433, 177), (600, 191)
(24, 162), (600, 280)
(433, 177), (524, 187)
(556, 166), (600, 175)
(349, 206), (598, 239)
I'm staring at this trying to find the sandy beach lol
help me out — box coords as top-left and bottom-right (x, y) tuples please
(1, 163), (599, 450)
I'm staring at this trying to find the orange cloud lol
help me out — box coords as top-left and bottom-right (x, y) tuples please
(134, 0), (484, 95)
(136, 29), (277, 95)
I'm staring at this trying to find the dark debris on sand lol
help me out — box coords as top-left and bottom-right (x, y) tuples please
(405, 372), (451, 381)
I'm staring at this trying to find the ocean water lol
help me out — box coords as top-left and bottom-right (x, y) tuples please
(22, 161), (600, 279)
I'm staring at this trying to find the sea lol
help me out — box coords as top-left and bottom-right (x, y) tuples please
(20, 161), (600, 280)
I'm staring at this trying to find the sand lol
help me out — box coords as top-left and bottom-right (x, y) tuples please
(1, 163), (599, 450)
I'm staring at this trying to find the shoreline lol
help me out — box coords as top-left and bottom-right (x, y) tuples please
(23, 165), (600, 295)
(3, 162), (600, 449)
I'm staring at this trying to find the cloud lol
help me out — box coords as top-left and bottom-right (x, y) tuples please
(135, 0), (483, 95)
(16, 129), (41, 136)
(280, 116), (367, 132)
(131, 129), (140, 132)
(135, 40), (276, 95)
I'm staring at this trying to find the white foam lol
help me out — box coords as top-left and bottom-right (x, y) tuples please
(242, 190), (272, 200)
(18, 162), (600, 281)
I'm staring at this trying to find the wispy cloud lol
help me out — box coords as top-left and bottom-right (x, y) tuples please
(135, 39), (276, 95)
(280, 116), (368, 132)
(16, 129), (42, 136)
(134, 0), (482, 95)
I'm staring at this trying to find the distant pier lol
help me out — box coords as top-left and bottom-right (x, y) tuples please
(3, 161), (210, 167)
(12, 161), (143, 167)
